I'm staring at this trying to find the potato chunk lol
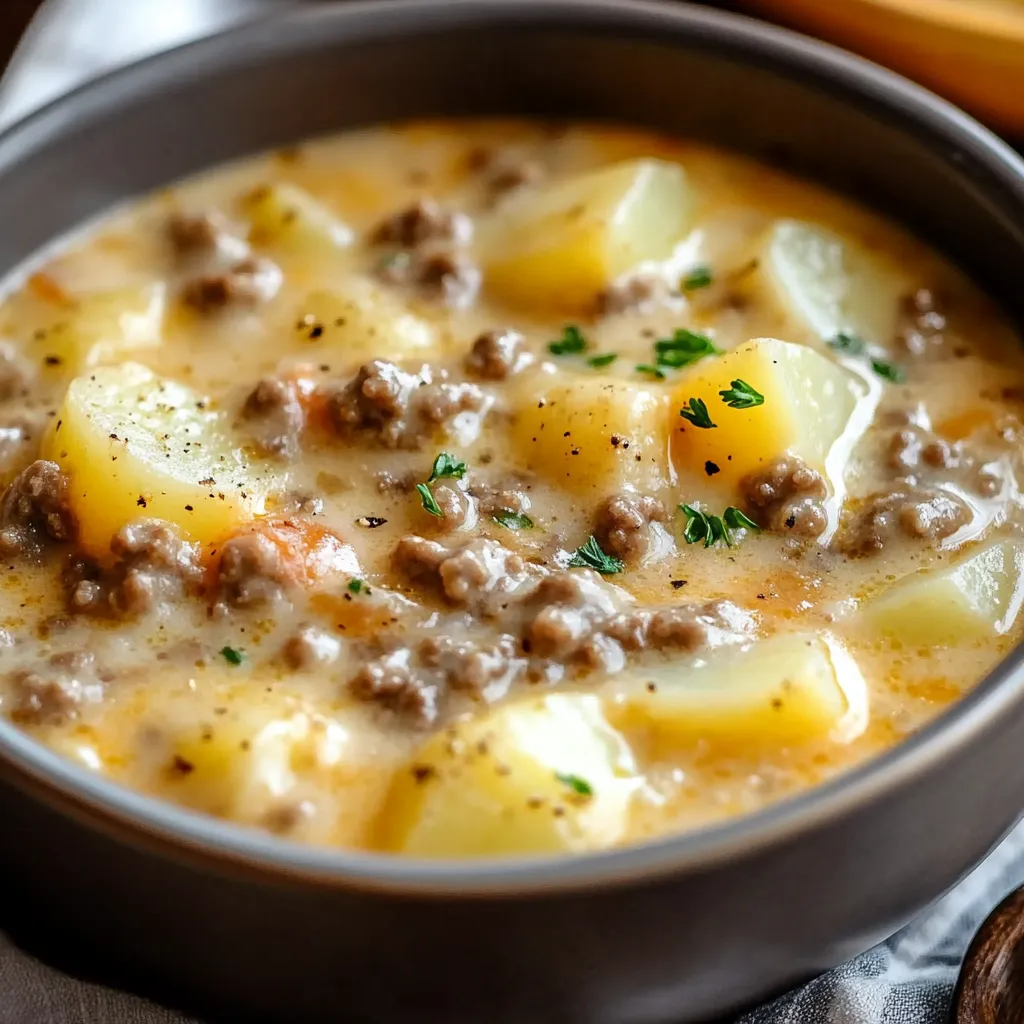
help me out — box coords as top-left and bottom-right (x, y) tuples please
(512, 373), (671, 495)
(167, 701), (350, 821)
(378, 694), (644, 858)
(243, 182), (353, 254)
(294, 280), (436, 365)
(744, 220), (907, 346)
(670, 337), (875, 495)
(863, 540), (1024, 645)
(608, 633), (865, 750)
(483, 159), (693, 312)
(34, 282), (165, 374)
(43, 362), (269, 555)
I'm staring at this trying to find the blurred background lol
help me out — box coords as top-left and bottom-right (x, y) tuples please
(2, 0), (1023, 136)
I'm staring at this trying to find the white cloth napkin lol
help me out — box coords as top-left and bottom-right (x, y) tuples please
(0, 2), (1017, 1022)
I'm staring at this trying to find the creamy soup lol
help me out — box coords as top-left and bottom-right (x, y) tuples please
(0, 120), (1021, 857)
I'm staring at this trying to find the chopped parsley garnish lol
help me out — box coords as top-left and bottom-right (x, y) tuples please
(681, 265), (714, 291)
(679, 397), (716, 429)
(680, 504), (760, 548)
(723, 506), (761, 533)
(220, 646), (244, 666)
(493, 509), (535, 530)
(567, 535), (625, 575)
(555, 772), (594, 797)
(587, 352), (618, 368)
(348, 578), (365, 595)
(427, 451), (467, 482)
(829, 332), (906, 383)
(870, 358), (906, 383)
(635, 363), (666, 379)
(829, 331), (865, 355)
(416, 482), (443, 517)
(548, 324), (588, 356)
(654, 328), (719, 369)
(719, 378), (764, 409)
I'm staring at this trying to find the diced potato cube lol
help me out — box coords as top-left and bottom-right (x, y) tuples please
(863, 540), (1024, 644)
(294, 280), (436, 365)
(512, 373), (671, 495)
(483, 159), (693, 312)
(378, 694), (644, 858)
(607, 633), (865, 750)
(43, 362), (270, 556)
(670, 337), (875, 495)
(166, 700), (351, 821)
(33, 282), (165, 373)
(743, 220), (908, 346)
(243, 182), (353, 254)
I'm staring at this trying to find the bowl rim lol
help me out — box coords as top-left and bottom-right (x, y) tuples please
(2, 0), (1024, 898)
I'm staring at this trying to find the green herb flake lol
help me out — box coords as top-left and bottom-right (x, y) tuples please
(828, 332), (866, 355)
(348, 578), (364, 594)
(587, 352), (618, 368)
(555, 772), (594, 797)
(654, 328), (719, 369)
(493, 509), (535, 530)
(635, 363), (666, 379)
(567, 535), (625, 575)
(220, 646), (244, 666)
(548, 324), (588, 356)
(679, 397), (716, 429)
(427, 451), (467, 483)
(722, 507), (761, 533)
(719, 378), (764, 409)
(416, 482), (443, 517)
(871, 358), (906, 383)
(681, 265), (714, 291)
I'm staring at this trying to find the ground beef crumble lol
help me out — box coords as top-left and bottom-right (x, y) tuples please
(594, 493), (666, 561)
(213, 531), (294, 611)
(241, 377), (306, 459)
(6, 650), (105, 726)
(837, 488), (970, 556)
(323, 360), (487, 450)
(741, 456), (828, 539)
(371, 199), (471, 249)
(0, 460), (76, 558)
(65, 518), (203, 618)
(182, 256), (282, 314)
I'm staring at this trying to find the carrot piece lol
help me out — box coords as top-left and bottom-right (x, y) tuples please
(27, 271), (73, 307)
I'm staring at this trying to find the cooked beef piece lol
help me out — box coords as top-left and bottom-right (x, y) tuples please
(213, 531), (292, 610)
(0, 460), (76, 558)
(428, 483), (475, 531)
(887, 426), (960, 475)
(241, 377), (305, 459)
(371, 199), (471, 248)
(269, 491), (324, 517)
(741, 456), (828, 539)
(7, 650), (104, 726)
(378, 248), (481, 308)
(324, 360), (486, 449)
(470, 475), (532, 518)
(65, 519), (203, 618)
(182, 256), (282, 314)
(349, 649), (440, 726)
(897, 288), (947, 356)
(282, 624), (341, 670)
(166, 211), (246, 264)
(594, 493), (666, 561)
(392, 534), (529, 615)
(838, 488), (970, 556)
(464, 328), (525, 380)
(417, 634), (518, 695)
(597, 273), (673, 315)
(0, 342), (33, 401)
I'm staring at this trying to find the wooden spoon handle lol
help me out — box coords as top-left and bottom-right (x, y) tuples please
(955, 884), (1024, 1023)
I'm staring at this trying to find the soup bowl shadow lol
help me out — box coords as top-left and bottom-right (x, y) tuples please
(2, 2), (1024, 1022)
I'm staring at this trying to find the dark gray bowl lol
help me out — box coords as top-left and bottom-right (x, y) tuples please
(2, 2), (1024, 1022)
